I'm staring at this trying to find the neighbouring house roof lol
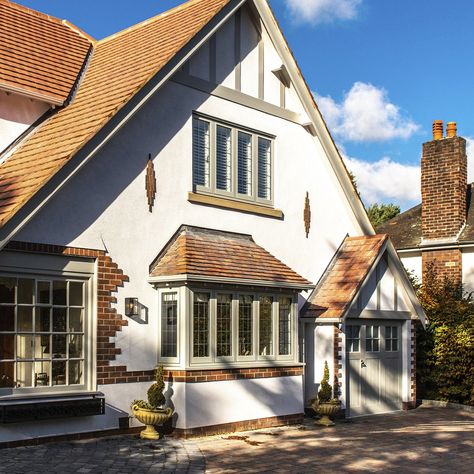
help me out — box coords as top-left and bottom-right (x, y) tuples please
(303, 234), (388, 319)
(377, 183), (474, 249)
(149, 225), (313, 288)
(0, 0), (231, 230)
(0, 0), (92, 105)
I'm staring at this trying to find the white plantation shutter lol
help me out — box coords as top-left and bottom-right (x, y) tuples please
(258, 137), (271, 200)
(216, 125), (232, 191)
(193, 118), (210, 187)
(237, 131), (252, 195)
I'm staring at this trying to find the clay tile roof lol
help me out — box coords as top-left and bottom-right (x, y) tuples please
(0, 0), (92, 105)
(304, 234), (388, 319)
(149, 226), (313, 288)
(0, 0), (231, 229)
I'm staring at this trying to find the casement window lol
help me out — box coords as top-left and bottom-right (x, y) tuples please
(346, 325), (360, 353)
(188, 290), (295, 366)
(192, 115), (274, 205)
(385, 326), (399, 352)
(365, 325), (380, 352)
(160, 292), (178, 359)
(0, 276), (88, 392)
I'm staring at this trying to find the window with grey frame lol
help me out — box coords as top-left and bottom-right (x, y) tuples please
(192, 116), (273, 204)
(278, 297), (292, 356)
(161, 293), (178, 358)
(216, 294), (232, 357)
(193, 293), (210, 358)
(0, 276), (86, 391)
(259, 295), (273, 356)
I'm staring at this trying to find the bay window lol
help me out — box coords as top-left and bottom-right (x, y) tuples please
(160, 292), (178, 359)
(192, 115), (274, 204)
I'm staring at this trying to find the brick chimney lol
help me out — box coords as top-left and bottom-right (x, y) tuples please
(421, 120), (467, 283)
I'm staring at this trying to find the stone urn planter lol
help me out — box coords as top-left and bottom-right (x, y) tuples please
(131, 405), (173, 440)
(131, 365), (174, 440)
(311, 399), (341, 426)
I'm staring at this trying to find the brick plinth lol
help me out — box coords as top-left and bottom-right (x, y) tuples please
(422, 248), (462, 284)
(421, 136), (467, 241)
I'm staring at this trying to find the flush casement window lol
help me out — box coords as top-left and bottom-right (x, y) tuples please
(0, 275), (89, 393)
(192, 115), (274, 204)
(188, 290), (295, 365)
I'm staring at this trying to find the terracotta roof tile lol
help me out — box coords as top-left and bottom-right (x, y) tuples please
(0, 0), (231, 228)
(304, 234), (388, 319)
(0, 0), (92, 104)
(150, 226), (313, 287)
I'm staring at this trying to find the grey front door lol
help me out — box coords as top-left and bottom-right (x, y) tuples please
(346, 320), (402, 417)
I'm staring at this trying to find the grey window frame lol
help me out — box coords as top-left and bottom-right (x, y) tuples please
(159, 291), (180, 364)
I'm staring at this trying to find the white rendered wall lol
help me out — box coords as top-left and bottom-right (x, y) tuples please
(462, 249), (474, 293)
(313, 325), (334, 392)
(400, 252), (422, 283)
(0, 91), (50, 151)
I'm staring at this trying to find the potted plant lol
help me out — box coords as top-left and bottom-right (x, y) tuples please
(311, 361), (341, 426)
(131, 365), (173, 440)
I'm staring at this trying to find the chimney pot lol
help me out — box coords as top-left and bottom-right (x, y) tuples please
(446, 122), (457, 138)
(432, 120), (444, 140)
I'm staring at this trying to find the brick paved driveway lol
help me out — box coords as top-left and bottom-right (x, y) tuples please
(0, 407), (472, 473)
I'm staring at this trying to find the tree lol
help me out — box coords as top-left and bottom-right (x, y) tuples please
(415, 266), (474, 406)
(367, 203), (400, 227)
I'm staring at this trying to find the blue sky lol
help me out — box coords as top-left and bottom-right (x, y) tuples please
(18, 0), (474, 209)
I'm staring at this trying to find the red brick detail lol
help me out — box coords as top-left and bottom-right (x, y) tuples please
(409, 320), (417, 406)
(422, 248), (462, 284)
(421, 136), (467, 241)
(172, 413), (304, 438)
(163, 366), (304, 383)
(333, 325), (343, 396)
(5, 241), (155, 385)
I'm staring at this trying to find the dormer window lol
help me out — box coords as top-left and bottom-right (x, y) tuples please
(192, 115), (274, 206)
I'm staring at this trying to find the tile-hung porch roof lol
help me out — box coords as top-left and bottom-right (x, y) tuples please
(303, 234), (388, 320)
(0, 0), (92, 105)
(0, 0), (231, 230)
(149, 226), (313, 289)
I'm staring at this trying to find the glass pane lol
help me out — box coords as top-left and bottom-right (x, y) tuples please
(17, 306), (33, 332)
(258, 137), (271, 200)
(34, 361), (50, 387)
(17, 335), (33, 359)
(69, 308), (83, 332)
(193, 118), (211, 188)
(0, 306), (15, 331)
(52, 334), (67, 358)
(161, 293), (177, 358)
(36, 307), (51, 332)
(259, 296), (273, 356)
(193, 293), (210, 358)
(69, 360), (83, 385)
(34, 335), (50, 358)
(37, 281), (51, 304)
(17, 279), (34, 304)
(0, 362), (15, 387)
(69, 334), (83, 358)
(52, 360), (66, 386)
(238, 295), (253, 356)
(16, 361), (33, 387)
(0, 334), (14, 359)
(279, 297), (292, 356)
(0, 277), (15, 304)
(53, 281), (67, 305)
(53, 308), (67, 332)
(237, 132), (252, 195)
(216, 125), (232, 191)
(69, 282), (84, 307)
(217, 294), (232, 357)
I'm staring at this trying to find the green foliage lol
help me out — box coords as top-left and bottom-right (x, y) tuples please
(349, 171), (360, 197)
(318, 361), (333, 403)
(367, 203), (400, 228)
(131, 365), (166, 410)
(416, 266), (474, 406)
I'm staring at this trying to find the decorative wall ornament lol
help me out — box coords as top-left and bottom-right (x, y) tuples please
(304, 192), (311, 238)
(145, 154), (156, 212)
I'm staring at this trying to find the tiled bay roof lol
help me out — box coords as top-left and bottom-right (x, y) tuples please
(0, 0), (92, 104)
(149, 226), (313, 287)
(304, 234), (388, 319)
(0, 0), (231, 228)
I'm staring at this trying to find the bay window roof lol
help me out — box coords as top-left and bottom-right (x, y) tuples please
(149, 225), (313, 289)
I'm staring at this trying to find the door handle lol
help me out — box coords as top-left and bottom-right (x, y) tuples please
(361, 360), (367, 368)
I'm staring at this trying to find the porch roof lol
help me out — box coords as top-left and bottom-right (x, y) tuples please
(149, 225), (313, 289)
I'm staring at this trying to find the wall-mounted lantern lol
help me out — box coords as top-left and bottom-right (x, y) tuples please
(125, 297), (139, 317)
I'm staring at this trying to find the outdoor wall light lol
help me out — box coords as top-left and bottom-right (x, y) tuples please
(125, 297), (139, 317)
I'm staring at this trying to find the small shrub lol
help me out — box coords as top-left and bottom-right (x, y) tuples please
(318, 361), (333, 403)
(131, 365), (166, 410)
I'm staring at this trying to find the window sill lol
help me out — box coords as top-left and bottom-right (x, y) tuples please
(188, 192), (284, 219)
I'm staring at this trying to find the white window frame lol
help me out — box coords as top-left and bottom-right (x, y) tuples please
(158, 289), (180, 365)
(192, 113), (275, 207)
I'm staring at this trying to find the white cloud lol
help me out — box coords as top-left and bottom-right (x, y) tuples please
(316, 82), (420, 142)
(285, 0), (362, 24)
